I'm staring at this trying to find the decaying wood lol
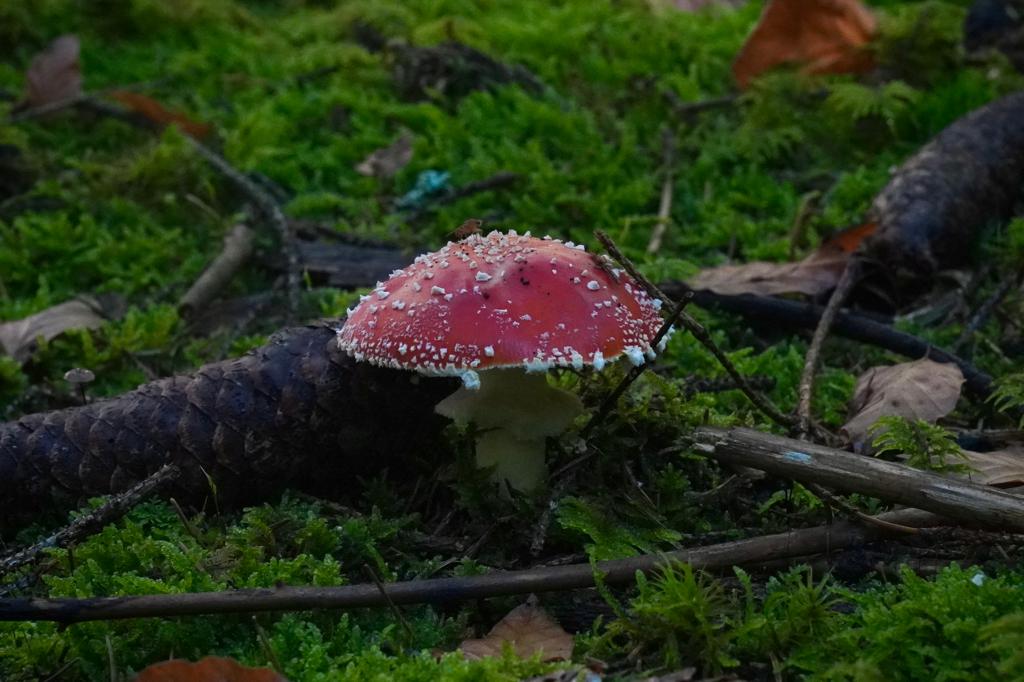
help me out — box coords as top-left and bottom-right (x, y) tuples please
(864, 90), (1024, 289)
(294, 239), (409, 289)
(694, 426), (1024, 532)
(0, 507), (947, 624)
(0, 322), (455, 537)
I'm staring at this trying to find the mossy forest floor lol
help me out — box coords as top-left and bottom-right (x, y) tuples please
(3, 1), (1024, 679)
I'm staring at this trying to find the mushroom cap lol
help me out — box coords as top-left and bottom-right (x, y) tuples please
(337, 230), (666, 382)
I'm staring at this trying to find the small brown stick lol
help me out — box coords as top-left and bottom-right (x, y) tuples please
(796, 259), (862, 439)
(952, 275), (1019, 353)
(693, 426), (1024, 531)
(183, 137), (301, 322)
(0, 464), (179, 576)
(646, 128), (676, 254)
(787, 191), (820, 259)
(803, 482), (919, 535)
(595, 230), (794, 429)
(364, 563), (415, 643)
(0, 507), (948, 624)
(663, 90), (740, 119)
(178, 224), (255, 314)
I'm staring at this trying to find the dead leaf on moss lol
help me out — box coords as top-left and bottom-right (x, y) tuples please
(24, 34), (83, 108)
(356, 131), (414, 178)
(960, 448), (1024, 487)
(689, 222), (875, 297)
(688, 251), (846, 297)
(841, 358), (965, 446)
(733, 0), (877, 89)
(0, 294), (125, 363)
(134, 656), (288, 682)
(108, 90), (212, 139)
(459, 601), (573, 662)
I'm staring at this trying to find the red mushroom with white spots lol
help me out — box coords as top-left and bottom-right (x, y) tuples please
(337, 230), (668, 492)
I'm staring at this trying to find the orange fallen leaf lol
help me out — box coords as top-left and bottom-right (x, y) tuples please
(24, 34), (83, 108)
(841, 358), (965, 447)
(134, 656), (287, 682)
(733, 0), (877, 89)
(822, 220), (877, 255)
(459, 601), (573, 662)
(109, 90), (212, 139)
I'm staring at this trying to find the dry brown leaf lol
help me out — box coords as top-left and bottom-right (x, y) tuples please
(134, 656), (288, 681)
(0, 295), (124, 363)
(459, 601), (573, 662)
(688, 251), (847, 297)
(960, 448), (1024, 487)
(109, 90), (213, 139)
(733, 0), (877, 89)
(356, 131), (414, 178)
(841, 358), (965, 446)
(689, 223), (875, 297)
(24, 35), (83, 108)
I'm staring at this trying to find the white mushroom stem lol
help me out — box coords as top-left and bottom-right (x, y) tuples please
(434, 369), (583, 492)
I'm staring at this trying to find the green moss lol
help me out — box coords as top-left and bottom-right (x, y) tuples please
(2, 0), (1022, 677)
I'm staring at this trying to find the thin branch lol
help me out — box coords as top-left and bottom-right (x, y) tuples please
(663, 90), (740, 119)
(581, 292), (692, 438)
(0, 507), (947, 624)
(952, 275), (1019, 353)
(595, 230), (794, 429)
(0, 465), (179, 576)
(178, 224), (255, 314)
(796, 259), (862, 439)
(664, 285), (994, 399)
(646, 127), (676, 254)
(693, 426), (1024, 532)
(183, 137), (301, 322)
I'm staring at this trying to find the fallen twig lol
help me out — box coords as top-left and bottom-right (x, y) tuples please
(403, 171), (521, 223)
(581, 292), (692, 438)
(178, 224), (255, 315)
(796, 259), (862, 439)
(0, 507), (947, 624)
(952, 275), (1020, 354)
(693, 426), (1024, 532)
(183, 137), (301, 322)
(663, 286), (994, 399)
(663, 90), (739, 119)
(0, 465), (179, 576)
(10, 93), (303, 321)
(596, 232), (794, 429)
(646, 127), (676, 254)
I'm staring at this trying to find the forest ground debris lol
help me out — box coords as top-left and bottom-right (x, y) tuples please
(3, 0), (1024, 678)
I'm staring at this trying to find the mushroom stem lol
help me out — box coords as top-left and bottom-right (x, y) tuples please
(434, 369), (583, 492)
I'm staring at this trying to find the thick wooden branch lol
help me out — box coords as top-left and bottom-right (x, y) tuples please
(0, 507), (944, 624)
(693, 426), (1024, 532)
